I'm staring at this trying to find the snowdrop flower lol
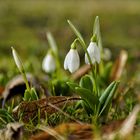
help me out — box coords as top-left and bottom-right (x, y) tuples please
(11, 47), (24, 73)
(64, 48), (80, 73)
(85, 41), (100, 64)
(42, 52), (56, 73)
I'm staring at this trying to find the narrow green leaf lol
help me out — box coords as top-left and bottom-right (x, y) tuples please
(99, 81), (119, 116)
(99, 81), (116, 105)
(31, 88), (38, 100)
(46, 32), (58, 54)
(67, 81), (79, 91)
(93, 16), (102, 50)
(23, 89), (31, 101)
(67, 20), (86, 47)
(79, 74), (93, 92)
(93, 16), (99, 36)
(75, 87), (98, 108)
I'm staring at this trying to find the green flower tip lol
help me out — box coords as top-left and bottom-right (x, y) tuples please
(48, 49), (54, 55)
(71, 38), (78, 49)
(67, 19), (70, 23)
(91, 34), (97, 42)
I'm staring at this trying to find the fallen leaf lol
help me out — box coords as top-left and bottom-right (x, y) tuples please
(30, 108), (140, 140)
(30, 120), (125, 140)
(12, 96), (81, 123)
(30, 123), (93, 140)
(71, 65), (91, 80)
(110, 50), (128, 81)
(2, 73), (44, 107)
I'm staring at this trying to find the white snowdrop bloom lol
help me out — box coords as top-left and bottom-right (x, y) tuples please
(85, 42), (100, 64)
(42, 53), (56, 73)
(11, 47), (24, 72)
(64, 48), (80, 73)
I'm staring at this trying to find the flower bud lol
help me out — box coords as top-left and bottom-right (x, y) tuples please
(11, 47), (24, 73)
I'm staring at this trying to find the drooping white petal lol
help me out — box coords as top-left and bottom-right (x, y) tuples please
(85, 42), (100, 64)
(64, 49), (80, 73)
(68, 49), (80, 73)
(93, 45), (100, 63)
(42, 54), (56, 73)
(85, 53), (96, 64)
(85, 42), (96, 64)
(64, 51), (70, 70)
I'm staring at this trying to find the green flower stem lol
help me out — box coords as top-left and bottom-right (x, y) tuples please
(52, 49), (62, 79)
(11, 47), (31, 92)
(94, 63), (99, 95)
(22, 69), (30, 92)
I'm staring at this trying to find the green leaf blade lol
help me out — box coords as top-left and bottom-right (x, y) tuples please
(75, 87), (98, 109)
(99, 81), (119, 116)
(31, 88), (38, 100)
(79, 74), (93, 92)
(93, 16), (102, 51)
(99, 81), (116, 105)
(67, 20), (86, 47)
(46, 31), (58, 54)
(67, 81), (79, 91)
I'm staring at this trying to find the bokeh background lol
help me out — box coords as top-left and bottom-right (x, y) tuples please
(0, 0), (139, 83)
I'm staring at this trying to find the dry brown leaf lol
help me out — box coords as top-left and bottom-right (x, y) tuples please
(8, 105), (138, 140)
(102, 105), (140, 140)
(119, 105), (140, 137)
(71, 64), (91, 80)
(30, 123), (93, 140)
(2, 74), (40, 107)
(30, 120), (126, 140)
(110, 50), (128, 81)
(101, 119), (124, 134)
(31, 112), (139, 140)
(12, 96), (81, 123)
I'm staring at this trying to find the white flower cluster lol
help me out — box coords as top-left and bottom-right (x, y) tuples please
(64, 41), (100, 73)
(42, 40), (100, 74)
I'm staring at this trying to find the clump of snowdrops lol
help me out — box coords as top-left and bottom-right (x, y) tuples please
(42, 16), (119, 123)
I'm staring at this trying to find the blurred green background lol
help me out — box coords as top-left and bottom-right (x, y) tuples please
(0, 0), (139, 81)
